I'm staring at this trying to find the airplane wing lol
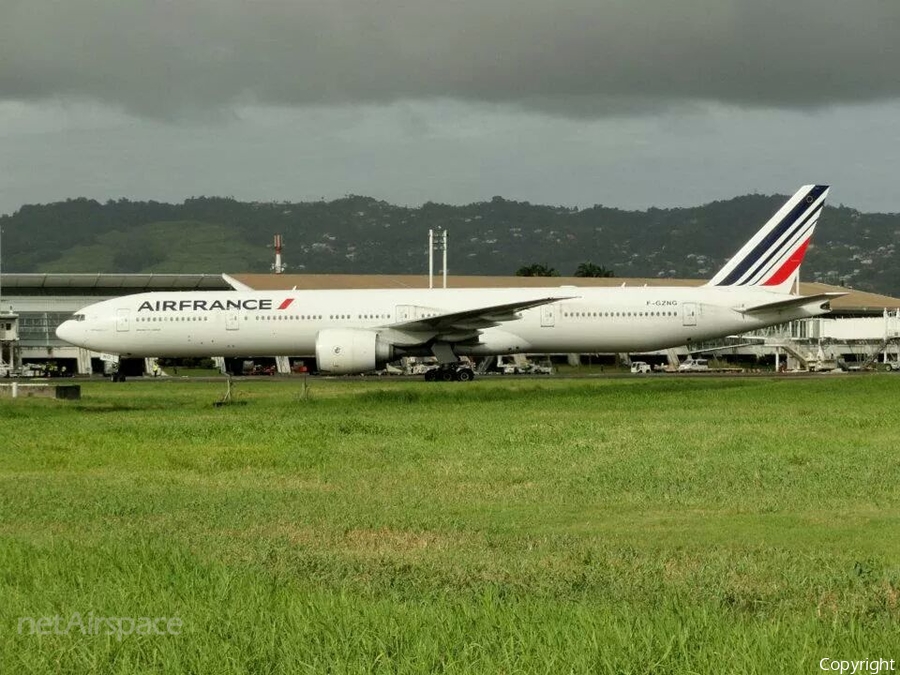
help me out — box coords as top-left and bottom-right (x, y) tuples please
(690, 342), (763, 353)
(740, 292), (845, 315)
(387, 296), (574, 334)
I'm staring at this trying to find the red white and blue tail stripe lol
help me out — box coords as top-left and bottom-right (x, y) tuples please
(707, 185), (829, 294)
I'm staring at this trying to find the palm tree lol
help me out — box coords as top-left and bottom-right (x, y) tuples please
(574, 262), (614, 278)
(515, 263), (560, 277)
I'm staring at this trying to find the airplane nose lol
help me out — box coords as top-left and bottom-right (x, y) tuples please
(56, 320), (78, 345)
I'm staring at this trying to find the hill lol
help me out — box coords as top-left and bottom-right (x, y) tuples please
(2, 194), (898, 295)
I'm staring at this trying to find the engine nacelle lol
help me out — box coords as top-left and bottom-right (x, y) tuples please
(315, 329), (394, 374)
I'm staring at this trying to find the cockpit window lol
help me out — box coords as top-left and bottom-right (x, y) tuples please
(72, 313), (86, 322)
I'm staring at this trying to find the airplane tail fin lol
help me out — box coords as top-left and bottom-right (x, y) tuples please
(706, 184), (829, 294)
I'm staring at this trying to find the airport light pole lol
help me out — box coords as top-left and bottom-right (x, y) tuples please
(427, 229), (449, 289)
(442, 229), (448, 289)
(428, 229), (434, 289)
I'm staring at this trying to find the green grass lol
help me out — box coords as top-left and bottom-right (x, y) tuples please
(2, 376), (900, 673)
(166, 367), (224, 378)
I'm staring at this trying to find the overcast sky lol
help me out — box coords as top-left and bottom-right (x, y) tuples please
(2, 0), (899, 216)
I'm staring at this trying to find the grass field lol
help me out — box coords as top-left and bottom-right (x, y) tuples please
(2, 375), (899, 673)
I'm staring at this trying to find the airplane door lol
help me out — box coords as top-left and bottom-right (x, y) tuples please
(540, 304), (556, 327)
(225, 312), (239, 331)
(116, 308), (131, 332)
(682, 303), (698, 327)
(395, 305), (416, 322)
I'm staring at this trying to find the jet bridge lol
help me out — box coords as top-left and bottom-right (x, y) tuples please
(856, 311), (900, 369)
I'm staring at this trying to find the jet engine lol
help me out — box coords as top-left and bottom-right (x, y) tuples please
(314, 329), (395, 374)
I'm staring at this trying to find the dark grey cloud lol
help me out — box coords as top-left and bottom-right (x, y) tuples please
(1, 0), (898, 117)
(3, 99), (900, 217)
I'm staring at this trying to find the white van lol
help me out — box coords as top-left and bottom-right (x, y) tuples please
(630, 361), (652, 374)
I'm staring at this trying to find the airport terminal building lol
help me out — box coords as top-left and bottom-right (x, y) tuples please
(0, 274), (229, 375)
(2, 272), (899, 375)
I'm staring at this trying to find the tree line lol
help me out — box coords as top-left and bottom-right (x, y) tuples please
(1, 194), (898, 296)
(515, 262), (615, 277)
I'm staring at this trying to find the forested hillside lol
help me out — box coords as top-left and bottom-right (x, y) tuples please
(2, 194), (898, 295)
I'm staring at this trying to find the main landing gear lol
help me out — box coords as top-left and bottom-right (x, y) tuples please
(424, 363), (475, 382)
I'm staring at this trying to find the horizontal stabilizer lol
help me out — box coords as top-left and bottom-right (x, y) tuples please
(740, 292), (845, 315)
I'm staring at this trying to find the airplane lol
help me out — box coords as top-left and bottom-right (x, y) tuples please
(57, 184), (839, 382)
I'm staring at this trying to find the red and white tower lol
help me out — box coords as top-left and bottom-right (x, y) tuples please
(272, 234), (285, 274)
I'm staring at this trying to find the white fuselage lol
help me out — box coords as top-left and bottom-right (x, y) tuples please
(57, 285), (829, 359)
